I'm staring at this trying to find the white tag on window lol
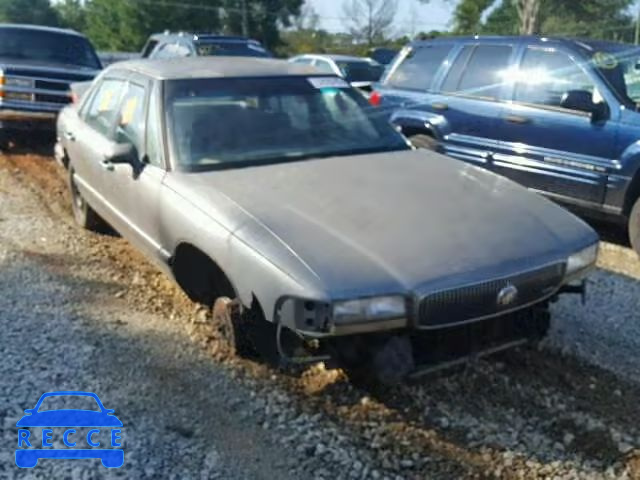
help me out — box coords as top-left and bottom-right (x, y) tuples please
(308, 77), (350, 89)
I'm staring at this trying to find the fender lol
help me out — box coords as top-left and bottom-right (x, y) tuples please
(389, 109), (451, 141)
(607, 140), (640, 215)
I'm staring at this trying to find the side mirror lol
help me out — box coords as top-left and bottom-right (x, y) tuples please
(560, 90), (607, 121)
(104, 142), (136, 164)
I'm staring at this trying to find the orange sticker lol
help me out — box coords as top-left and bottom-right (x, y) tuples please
(120, 97), (138, 125)
(98, 90), (114, 112)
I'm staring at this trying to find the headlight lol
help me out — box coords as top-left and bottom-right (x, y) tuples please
(566, 243), (598, 279)
(333, 295), (406, 323)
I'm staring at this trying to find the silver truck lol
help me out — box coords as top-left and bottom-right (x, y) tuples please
(0, 24), (101, 147)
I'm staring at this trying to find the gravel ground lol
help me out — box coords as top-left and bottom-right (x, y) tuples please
(1, 151), (640, 479)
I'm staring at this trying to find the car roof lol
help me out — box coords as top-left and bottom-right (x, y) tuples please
(411, 35), (634, 53)
(0, 23), (85, 38)
(149, 32), (258, 43)
(298, 53), (374, 63)
(111, 56), (319, 80)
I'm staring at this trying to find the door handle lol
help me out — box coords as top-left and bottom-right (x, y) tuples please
(431, 102), (449, 111)
(64, 131), (76, 142)
(505, 115), (531, 125)
(100, 160), (115, 172)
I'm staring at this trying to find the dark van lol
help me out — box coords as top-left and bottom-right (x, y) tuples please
(372, 36), (640, 254)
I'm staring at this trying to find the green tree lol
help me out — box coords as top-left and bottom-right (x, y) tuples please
(451, 0), (493, 34)
(84, 0), (224, 51)
(55, 0), (87, 32)
(0, 0), (60, 26)
(222, 0), (304, 49)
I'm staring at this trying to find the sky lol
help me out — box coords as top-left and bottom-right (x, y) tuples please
(307, 0), (453, 36)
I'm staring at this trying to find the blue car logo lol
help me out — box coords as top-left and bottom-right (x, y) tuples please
(16, 391), (123, 468)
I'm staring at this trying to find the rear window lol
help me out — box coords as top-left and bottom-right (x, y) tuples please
(443, 45), (513, 99)
(336, 61), (384, 83)
(0, 28), (100, 69)
(195, 41), (271, 58)
(385, 44), (453, 91)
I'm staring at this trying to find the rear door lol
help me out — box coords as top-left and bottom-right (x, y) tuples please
(494, 45), (616, 205)
(428, 43), (514, 167)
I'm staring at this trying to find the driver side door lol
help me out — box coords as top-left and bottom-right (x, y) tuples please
(494, 46), (617, 206)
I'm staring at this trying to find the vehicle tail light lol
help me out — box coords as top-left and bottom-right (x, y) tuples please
(369, 90), (382, 107)
(0, 72), (4, 99)
(70, 91), (79, 104)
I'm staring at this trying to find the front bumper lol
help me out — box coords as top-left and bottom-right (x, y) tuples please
(0, 109), (57, 131)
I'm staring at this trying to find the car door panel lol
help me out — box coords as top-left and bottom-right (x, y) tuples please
(495, 46), (615, 205)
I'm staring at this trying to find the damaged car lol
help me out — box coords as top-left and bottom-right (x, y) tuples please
(56, 57), (599, 384)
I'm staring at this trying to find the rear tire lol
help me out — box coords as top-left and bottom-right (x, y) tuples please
(629, 197), (640, 256)
(68, 166), (105, 231)
(408, 133), (438, 151)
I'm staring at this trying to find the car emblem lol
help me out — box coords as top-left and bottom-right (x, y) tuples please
(497, 284), (518, 307)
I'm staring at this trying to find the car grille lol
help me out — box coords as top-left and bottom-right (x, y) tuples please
(418, 263), (565, 328)
(3, 68), (94, 108)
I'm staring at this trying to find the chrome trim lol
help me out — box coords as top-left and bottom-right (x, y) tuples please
(1, 86), (71, 97)
(330, 317), (408, 336)
(415, 289), (559, 331)
(0, 109), (56, 120)
(3, 74), (76, 85)
(414, 260), (566, 331)
(0, 98), (65, 112)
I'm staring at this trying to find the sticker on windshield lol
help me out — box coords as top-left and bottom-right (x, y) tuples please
(593, 52), (618, 70)
(308, 77), (350, 89)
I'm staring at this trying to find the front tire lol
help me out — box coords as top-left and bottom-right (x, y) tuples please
(68, 166), (105, 231)
(629, 197), (640, 256)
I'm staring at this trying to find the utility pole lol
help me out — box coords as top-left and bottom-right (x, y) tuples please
(241, 0), (249, 37)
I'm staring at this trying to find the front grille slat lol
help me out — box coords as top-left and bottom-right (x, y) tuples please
(418, 263), (564, 327)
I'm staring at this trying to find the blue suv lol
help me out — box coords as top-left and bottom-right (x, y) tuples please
(372, 36), (640, 254)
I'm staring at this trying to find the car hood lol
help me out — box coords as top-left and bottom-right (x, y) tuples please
(174, 150), (597, 296)
(16, 410), (123, 427)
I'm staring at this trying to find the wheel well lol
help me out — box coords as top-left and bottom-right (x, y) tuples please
(171, 244), (236, 307)
(400, 126), (434, 139)
(624, 172), (640, 216)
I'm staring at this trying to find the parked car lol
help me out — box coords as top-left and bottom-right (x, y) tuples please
(98, 51), (139, 68)
(368, 47), (399, 66)
(140, 32), (272, 60)
(372, 36), (640, 255)
(56, 57), (598, 384)
(0, 24), (101, 147)
(289, 54), (384, 91)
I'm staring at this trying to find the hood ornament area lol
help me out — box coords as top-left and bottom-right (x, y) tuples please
(497, 284), (519, 307)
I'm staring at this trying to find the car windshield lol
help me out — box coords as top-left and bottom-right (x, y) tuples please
(37, 395), (101, 412)
(195, 41), (271, 58)
(592, 48), (640, 106)
(0, 28), (101, 69)
(166, 76), (409, 171)
(336, 61), (385, 83)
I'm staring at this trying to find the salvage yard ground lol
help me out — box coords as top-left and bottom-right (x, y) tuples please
(0, 151), (639, 479)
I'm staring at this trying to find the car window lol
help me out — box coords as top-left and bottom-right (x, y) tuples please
(385, 44), (453, 91)
(441, 45), (474, 92)
(84, 78), (127, 138)
(166, 76), (408, 171)
(292, 57), (313, 65)
(514, 47), (599, 110)
(115, 82), (147, 155)
(153, 43), (180, 59)
(141, 39), (158, 58)
(145, 83), (164, 167)
(452, 45), (513, 99)
(313, 59), (335, 74)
